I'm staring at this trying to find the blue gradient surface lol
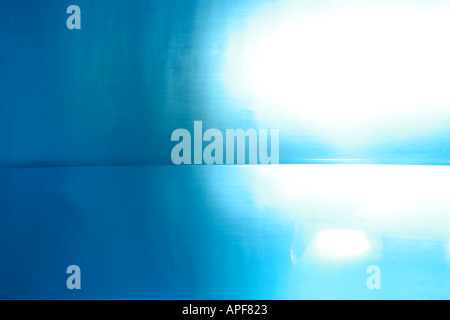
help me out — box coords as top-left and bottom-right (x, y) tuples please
(1, 0), (450, 299)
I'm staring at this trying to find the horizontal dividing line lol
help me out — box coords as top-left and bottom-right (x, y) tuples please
(0, 162), (449, 170)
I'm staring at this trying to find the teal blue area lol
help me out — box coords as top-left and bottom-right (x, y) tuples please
(1, 165), (450, 299)
(1, 0), (450, 299)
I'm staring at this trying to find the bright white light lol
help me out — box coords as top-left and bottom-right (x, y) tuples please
(317, 230), (369, 257)
(252, 165), (450, 239)
(224, 1), (450, 137)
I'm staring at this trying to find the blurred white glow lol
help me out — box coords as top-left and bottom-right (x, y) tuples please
(252, 165), (450, 238)
(317, 230), (369, 257)
(224, 1), (450, 137)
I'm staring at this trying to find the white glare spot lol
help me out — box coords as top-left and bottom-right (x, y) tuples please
(317, 230), (369, 258)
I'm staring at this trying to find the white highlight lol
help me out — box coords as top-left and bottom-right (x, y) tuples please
(224, 1), (450, 136)
(252, 165), (450, 240)
(317, 230), (369, 257)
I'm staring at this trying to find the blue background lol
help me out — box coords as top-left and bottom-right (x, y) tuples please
(1, 0), (450, 299)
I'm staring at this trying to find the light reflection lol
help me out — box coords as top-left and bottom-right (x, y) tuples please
(224, 1), (450, 143)
(316, 230), (369, 258)
(253, 164), (450, 239)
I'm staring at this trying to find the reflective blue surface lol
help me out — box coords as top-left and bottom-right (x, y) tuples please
(1, 0), (450, 299)
(1, 165), (450, 299)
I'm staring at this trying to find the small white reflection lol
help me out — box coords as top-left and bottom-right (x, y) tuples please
(317, 230), (369, 258)
(290, 248), (297, 264)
